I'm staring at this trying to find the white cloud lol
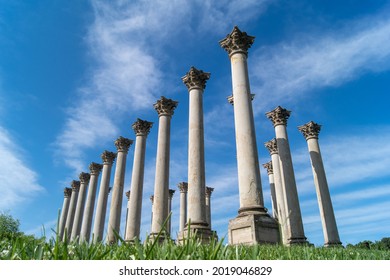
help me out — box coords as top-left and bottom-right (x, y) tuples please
(0, 126), (44, 210)
(251, 12), (390, 111)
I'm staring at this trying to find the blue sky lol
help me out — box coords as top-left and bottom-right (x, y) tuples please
(1, 0), (390, 247)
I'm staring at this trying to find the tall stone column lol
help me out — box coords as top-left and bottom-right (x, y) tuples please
(266, 106), (307, 245)
(71, 172), (90, 241)
(205, 187), (214, 229)
(179, 66), (213, 242)
(150, 195), (154, 227)
(107, 136), (133, 244)
(58, 187), (72, 240)
(92, 150), (116, 243)
(298, 121), (341, 247)
(125, 118), (153, 242)
(124, 191), (131, 239)
(80, 162), (103, 243)
(262, 162), (278, 220)
(64, 180), (80, 241)
(166, 189), (175, 236)
(177, 182), (188, 232)
(265, 138), (288, 245)
(149, 96), (178, 242)
(220, 26), (279, 245)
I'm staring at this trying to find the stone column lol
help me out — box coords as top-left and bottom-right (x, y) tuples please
(92, 150), (116, 243)
(80, 162), (103, 243)
(58, 187), (72, 240)
(266, 106), (307, 245)
(124, 191), (131, 239)
(262, 162), (277, 220)
(107, 136), (133, 244)
(125, 118), (153, 242)
(150, 195), (154, 227)
(64, 180), (80, 241)
(71, 172), (90, 241)
(205, 187), (214, 229)
(149, 96), (178, 242)
(179, 66), (213, 242)
(166, 189), (175, 236)
(177, 182), (188, 232)
(298, 121), (341, 247)
(265, 138), (288, 245)
(219, 26), (279, 245)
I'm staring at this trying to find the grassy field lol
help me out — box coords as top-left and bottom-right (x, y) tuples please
(1, 233), (389, 260)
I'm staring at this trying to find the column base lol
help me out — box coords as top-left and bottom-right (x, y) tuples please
(176, 222), (217, 244)
(228, 210), (280, 245)
(147, 232), (171, 244)
(286, 237), (309, 246)
(324, 241), (343, 247)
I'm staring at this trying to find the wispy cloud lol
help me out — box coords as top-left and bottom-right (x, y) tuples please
(251, 11), (390, 111)
(0, 126), (44, 210)
(54, 0), (274, 172)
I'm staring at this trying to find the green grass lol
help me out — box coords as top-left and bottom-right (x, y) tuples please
(1, 233), (389, 260)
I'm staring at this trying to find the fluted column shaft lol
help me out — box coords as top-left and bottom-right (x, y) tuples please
(80, 163), (102, 243)
(298, 121), (341, 246)
(107, 136), (133, 244)
(71, 172), (90, 240)
(266, 106), (307, 245)
(178, 182), (188, 232)
(150, 97), (177, 240)
(93, 151), (116, 242)
(183, 67), (209, 226)
(58, 188), (72, 240)
(64, 180), (80, 241)
(125, 119), (153, 241)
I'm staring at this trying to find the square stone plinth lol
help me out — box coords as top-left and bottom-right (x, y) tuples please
(228, 213), (280, 245)
(177, 225), (217, 245)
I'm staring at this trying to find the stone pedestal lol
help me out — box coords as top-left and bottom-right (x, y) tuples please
(220, 26), (279, 245)
(58, 187), (72, 240)
(149, 97), (178, 242)
(266, 106), (307, 245)
(92, 150), (116, 243)
(64, 180), (80, 241)
(71, 172), (90, 241)
(80, 162), (103, 243)
(298, 121), (341, 247)
(125, 119), (153, 242)
(107, 136), (133, 244)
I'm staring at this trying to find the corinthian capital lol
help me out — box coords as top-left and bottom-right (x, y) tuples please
(125, 190), (131, 200)
(182, 66), (210, 91)
(168, 189), (175, 199)
(205, 186), (214, 197)
(264, 138), (278, 155)
(132, 118), (153, 136)
(153, 96), (178, 117)
(115, 136), (133, 153)
(150, 195), (154, 203)
(79, 172), (91, 184)
(298, 121), (321, 140)
(178, 182), (188, 193)
(64, 187), (72, 198)
(219, 26), (255, 57)
(89, 162), (103, 175)
(71, 180), (80, 192)
(262, 161), (273, 175)
(266, 106), (291, 127)
(101, 150), (116, 165)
